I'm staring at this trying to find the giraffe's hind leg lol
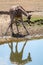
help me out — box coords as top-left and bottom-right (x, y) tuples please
(4, 23), (11, 35)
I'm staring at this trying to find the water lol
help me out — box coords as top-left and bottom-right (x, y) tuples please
(0, 39), (43, 65)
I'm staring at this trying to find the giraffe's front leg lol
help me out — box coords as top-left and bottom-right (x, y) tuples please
(10, 21), (14, 36)
(27, 15), (32, 26)
(21, 17), (29, 35)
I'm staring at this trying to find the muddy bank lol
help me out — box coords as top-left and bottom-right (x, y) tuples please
(0, 34), (43, 44)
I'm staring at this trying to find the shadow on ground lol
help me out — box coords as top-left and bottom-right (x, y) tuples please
(12, 32), (29, 38)
(24, 19), (43, 25)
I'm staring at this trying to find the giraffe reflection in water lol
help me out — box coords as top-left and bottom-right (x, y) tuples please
(8, 40), (32, 65)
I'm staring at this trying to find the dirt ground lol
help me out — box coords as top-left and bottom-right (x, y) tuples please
(0, 0), (43, 11)
(0, 14), (43, 37)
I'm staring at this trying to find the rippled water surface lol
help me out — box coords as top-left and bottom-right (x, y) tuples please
(0, 39), (43, 65)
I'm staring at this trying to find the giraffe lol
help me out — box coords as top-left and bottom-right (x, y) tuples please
(5, 5), (31, 36)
